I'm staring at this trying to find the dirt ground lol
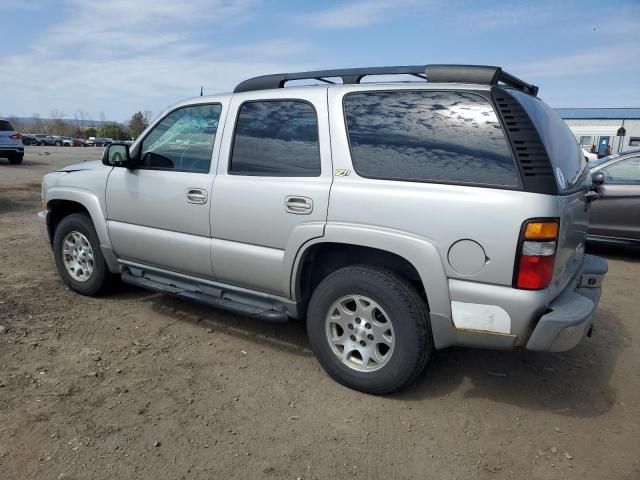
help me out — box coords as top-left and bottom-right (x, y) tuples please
(1, 147), (639, 480)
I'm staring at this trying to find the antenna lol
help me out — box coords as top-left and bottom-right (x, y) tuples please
(200, 86), (203, 97)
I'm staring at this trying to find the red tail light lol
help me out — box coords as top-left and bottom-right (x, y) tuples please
(9, 132), (22, 139)
(514, 219), (559, 290)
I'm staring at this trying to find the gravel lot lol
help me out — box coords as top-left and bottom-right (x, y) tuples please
(1, 147), (639, 480)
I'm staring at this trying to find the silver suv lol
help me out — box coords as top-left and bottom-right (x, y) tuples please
(0, 118), (24, 164)
(39, 65), (608, 394)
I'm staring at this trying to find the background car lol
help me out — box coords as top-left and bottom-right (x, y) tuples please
(85, 137), (113, 147)
(588, 149), (640, 245)
(21, 134), (38, 145)
(33, 134), (55, 146)
(0, 118), (25, 164)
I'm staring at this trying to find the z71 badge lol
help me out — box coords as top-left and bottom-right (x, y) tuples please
(335, 169), (351, 177)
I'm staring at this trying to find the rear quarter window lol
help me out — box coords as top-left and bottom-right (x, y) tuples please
(0, 120), (14, 131)
(509, 90), (588, 192)
(343, 90), (521, 187)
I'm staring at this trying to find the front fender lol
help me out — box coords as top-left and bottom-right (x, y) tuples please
(46, 187), (110, 248)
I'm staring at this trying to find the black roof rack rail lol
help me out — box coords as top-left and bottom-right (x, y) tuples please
(233, 64), (539, 96)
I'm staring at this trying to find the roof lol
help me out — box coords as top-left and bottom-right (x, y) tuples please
(555, 108), (640, 120)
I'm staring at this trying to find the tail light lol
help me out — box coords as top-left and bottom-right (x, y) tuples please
(9, 132), (22, 139)
(514, 219), (559, 290)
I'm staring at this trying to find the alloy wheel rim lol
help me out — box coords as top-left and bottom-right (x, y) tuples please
(325, 295), (395, 372)
(62, 231), (94, 282)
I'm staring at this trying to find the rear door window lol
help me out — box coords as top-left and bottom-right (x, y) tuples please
(0, 120), (14, 131)
(509, 90), (588, 193)
(343, 91), (520, 187)
(230, 100), (320, 177)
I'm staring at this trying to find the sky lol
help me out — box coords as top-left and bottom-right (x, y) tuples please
(0, 0), (638, 122)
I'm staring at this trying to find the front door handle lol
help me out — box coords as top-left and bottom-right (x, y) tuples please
(186, 188), (208, 204)
(285, 196), (313, 215)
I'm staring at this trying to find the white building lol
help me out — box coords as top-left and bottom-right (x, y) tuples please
(555, 108), (640, 155)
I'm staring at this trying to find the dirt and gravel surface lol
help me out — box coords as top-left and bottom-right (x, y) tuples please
(1, 147), (639, 480)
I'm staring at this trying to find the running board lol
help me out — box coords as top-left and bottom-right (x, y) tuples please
(121, 270), (288, 322)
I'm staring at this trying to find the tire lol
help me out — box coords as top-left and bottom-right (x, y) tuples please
(55, 141), (62, 147)
(52, 213), (113, 296)
(306, 266), (432, 394)
(8, 154), (23, 165)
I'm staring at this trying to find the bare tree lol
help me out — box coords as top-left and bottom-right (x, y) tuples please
(7, 116), (27, 133)
(143, 110), (154, 125)
(32, 113), (43, 134)
(76, 109), (89, 129)
(99, 112), (106, 127)
(49, 109), (70, 136)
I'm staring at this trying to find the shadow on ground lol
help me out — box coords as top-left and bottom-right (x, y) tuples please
(587, 242), (640, 262)
(107, 282), (623, 418)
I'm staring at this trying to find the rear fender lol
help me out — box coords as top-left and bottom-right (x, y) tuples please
(289, 223), (452, 320)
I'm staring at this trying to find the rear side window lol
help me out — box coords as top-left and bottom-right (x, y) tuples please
(343, 91), (520, 187)
(509, 90), (588, 192)
(230, 100), (320, 176)
(0, 120), (14, 131)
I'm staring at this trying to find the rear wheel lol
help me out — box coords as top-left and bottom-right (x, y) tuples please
(52, 213), (113, 296)
(8, 153), (23, 165)
(306, 266), (432, 394)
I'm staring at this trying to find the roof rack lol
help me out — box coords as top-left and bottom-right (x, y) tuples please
(233, 64), (539, 96)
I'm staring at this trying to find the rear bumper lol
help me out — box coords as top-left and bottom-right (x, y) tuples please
(526, 254), (608, 352)
(0, 147), (24, 155)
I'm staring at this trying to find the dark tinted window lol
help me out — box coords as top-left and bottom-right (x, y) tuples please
(510, 90), (588, 192)
(230, 101), (320, 176)
(0, 120), (14, 131)
(344, 91), (520, 187)
(140, 104), (221, 173)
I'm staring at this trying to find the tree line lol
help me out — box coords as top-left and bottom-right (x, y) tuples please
(5, 110), (154, 140)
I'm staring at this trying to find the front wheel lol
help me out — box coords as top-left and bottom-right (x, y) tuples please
(306, 266), (432, 394)
(52, 213), (113, 296)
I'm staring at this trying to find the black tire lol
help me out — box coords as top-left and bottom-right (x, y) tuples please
(52, 213), (113, 296)
(306, 266), (432, 394)
(55, 141), (62, 146)
(8, 154), (23, 165)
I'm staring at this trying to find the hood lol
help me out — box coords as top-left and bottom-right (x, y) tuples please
(56, 160), (104, 173)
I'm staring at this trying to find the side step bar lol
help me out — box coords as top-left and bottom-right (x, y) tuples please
(121, 270), (288, 322)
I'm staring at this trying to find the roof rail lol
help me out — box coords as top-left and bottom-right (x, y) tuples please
(233, 64), (539, 96)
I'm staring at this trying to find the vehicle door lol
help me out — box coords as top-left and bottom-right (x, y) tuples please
(106, 102), (226, 279)
(211, 88), (332, 297)
(590, 154), (640, 240)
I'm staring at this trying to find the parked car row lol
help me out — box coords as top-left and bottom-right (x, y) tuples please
(21, 135), (120, 147)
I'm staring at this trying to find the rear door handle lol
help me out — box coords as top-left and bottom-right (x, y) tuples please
(186, 188), (208, 204)
(285, 196), (313, 215)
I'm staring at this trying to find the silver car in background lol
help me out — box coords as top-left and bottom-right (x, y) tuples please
(0, 118), (24, 164)
(38, 64), (608, 394)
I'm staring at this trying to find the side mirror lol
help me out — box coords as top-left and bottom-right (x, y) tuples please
(591, 171), (605, 186)
(102, 143), (132, 167)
